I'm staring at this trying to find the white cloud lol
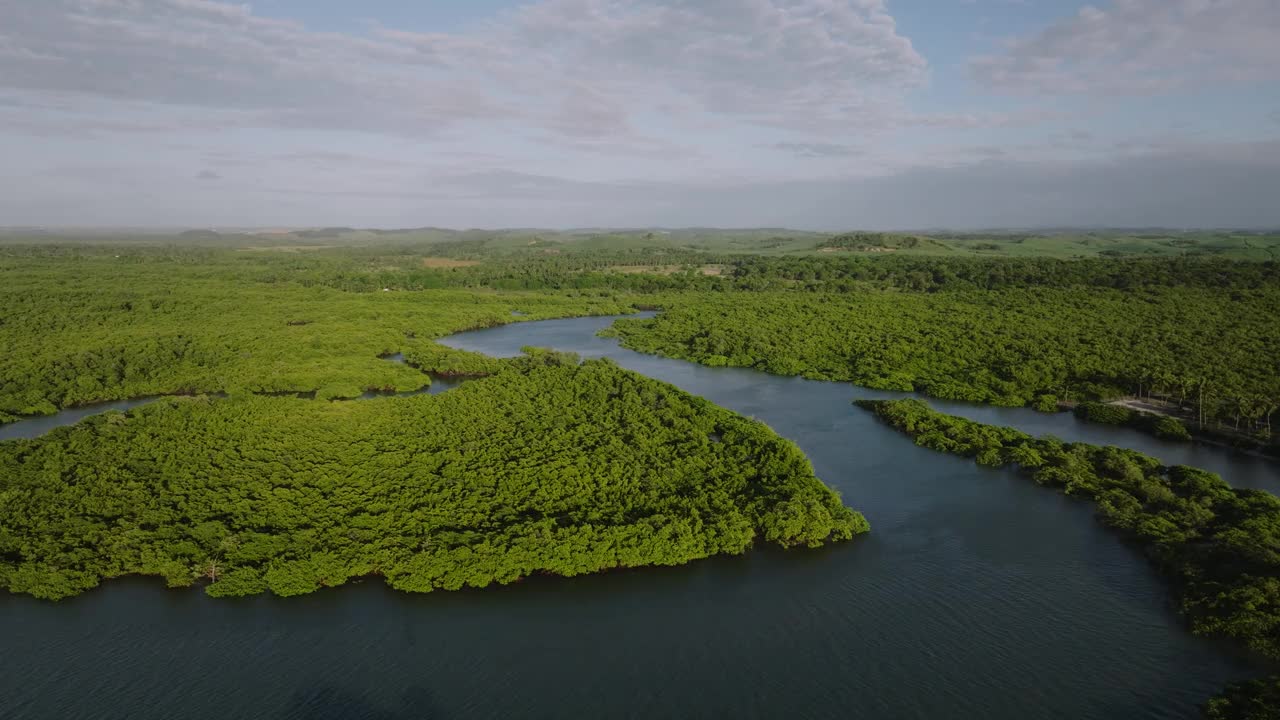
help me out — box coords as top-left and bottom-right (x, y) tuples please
(0, 0), (927, 139)
(494, 0), (926, 127)
(971, 0), (1280, 95)
(770, 142), (864, 158)
(5, 0), (1272, 228)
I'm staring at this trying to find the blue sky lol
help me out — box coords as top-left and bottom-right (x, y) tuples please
(0, 0), (1276, 229)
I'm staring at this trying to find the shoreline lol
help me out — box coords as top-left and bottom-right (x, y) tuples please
(1104, 397), (1280, 460)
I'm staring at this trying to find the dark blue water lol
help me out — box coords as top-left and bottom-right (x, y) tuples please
(1, 314), (1274, 719)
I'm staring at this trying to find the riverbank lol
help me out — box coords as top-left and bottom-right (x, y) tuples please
(857, 397), (1280, 717)
(1099, 398), (1280, 460)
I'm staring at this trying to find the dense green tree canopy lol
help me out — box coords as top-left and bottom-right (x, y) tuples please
(0, 359), (864, 600)
(0, 254), (632, 421)
(607, 289), (1280, 449)
(4, 245), (1277, 440)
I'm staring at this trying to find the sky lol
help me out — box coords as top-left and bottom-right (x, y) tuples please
(0, 0), (1277, 230)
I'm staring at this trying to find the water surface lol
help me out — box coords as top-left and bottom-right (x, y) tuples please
(0, 397), (157, 442)
(2, 313), (1274, 719)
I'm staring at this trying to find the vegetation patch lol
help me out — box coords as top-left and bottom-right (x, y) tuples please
(421, 257), (481, 268)
(1205, 677), (1280, 720)
(605, 288), (1279, 446)
(818, 232), (952, 254)
(0, 358), (865, 601)
(1074, 401), (1193, 441)
(0, 263), (632, 421)
(604, 264), (722, 276)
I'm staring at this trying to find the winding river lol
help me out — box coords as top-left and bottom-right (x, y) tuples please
(2, 313), (1276, 719)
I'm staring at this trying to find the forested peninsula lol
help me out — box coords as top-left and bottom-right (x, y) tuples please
(605, 286), (1280, 453)
(856, 398), (1280, 717)
(0, 355), (864, 600)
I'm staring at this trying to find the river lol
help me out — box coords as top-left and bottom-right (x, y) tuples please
(1, 313), (1275, 719)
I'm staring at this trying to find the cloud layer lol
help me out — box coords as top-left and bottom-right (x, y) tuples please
(0, 0), (926, 139)
(0, 0), (1277, 228)
(972, 0), (1280, 95)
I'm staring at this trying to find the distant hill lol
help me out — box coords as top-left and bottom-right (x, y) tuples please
(818, 232), (952, 254)
(0, 226), (1276, 261)
(179, 229), (222, 241)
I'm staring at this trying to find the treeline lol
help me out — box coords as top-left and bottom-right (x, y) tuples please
(264, 251), (1280, 294)
(0, 358), (866, 601)
(266, 253), (1280, 296)
(604, 290), (1280, 448)
(817, 232), (948, 253)
(856, 398), (1280, 717)
(725, 255), (1280, 292)
(8, 243), (1278, 295)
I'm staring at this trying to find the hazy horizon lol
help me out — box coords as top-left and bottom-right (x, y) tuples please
(1, 0), (1277, 228)
(5, 224), (1280, 235)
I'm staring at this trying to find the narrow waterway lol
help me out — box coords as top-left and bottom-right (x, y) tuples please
(441, 313), (1280, 495)
(0, 396), (158, 443)
(0, 364), (464, 443)
(0, 313), (1273, 720)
